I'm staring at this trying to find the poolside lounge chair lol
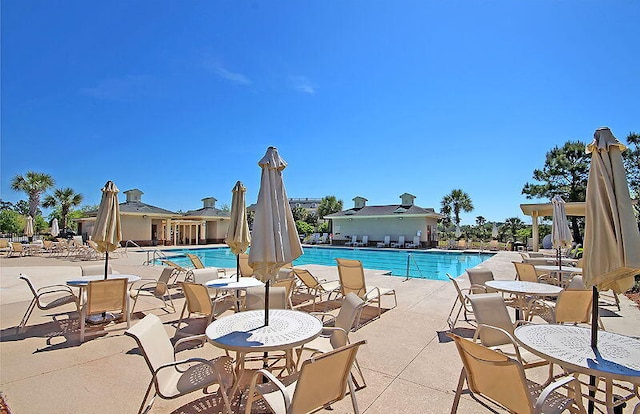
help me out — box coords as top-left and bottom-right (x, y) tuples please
(186, 253), (205, 269)
(244, 340), (366, 414)
(448, 333), (584, 414)
(238, 253), (254, 277)
(129, 267), (176, 314)
(355, 235), (369, 247)
(9, 242), (26, 257)
(0, 239), (10, 256)
(376, 236), (391, 248)
(317, 233), (329, 244)
(390, 236), (405, 248)
(335, 258), (397, 328)
(405, 236), (421, 249)
(488, 240), (499, 251)
(296, 293), (367, 386)
(160, 259), (191, 284)
(292, 268), (341, 310)
(125, 314), (234, 414)
(80, 279), (129, 342)
(17, 273), (79, 334)
(345, 235), (358, 247)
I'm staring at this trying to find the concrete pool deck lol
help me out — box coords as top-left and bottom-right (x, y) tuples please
(1, 245), (639, 413)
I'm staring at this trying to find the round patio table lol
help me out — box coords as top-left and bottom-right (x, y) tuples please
(205, 277), (264, 311)
(485, 280), (562, 320)
(515, 324), (640, 414)
(534, 265), (582, 287)
(206, 309), (323, 396)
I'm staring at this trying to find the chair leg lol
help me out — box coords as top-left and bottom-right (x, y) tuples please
(450, 368), (466, 414)
(347, 375), (360, 414)
(17, 298), (38, 334)
(137, 380), (156, 414)
(175, 303), (188, 333)
(80, 307), (86, 342)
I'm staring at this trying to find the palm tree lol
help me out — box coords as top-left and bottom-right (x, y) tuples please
(42, 188), (83, 230)
(10, 171), (55, 218)
(440, 189), (474, 226)
(317, 195), (343, 234)
(504, 217), (524, 242)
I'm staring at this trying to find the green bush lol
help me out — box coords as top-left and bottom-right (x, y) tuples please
(0, 210), (22, 234)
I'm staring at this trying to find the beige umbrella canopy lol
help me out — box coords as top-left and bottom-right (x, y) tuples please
(50, 218), (60, 238)
(91, 181), (122, 279)
(249, 147), (303, 281)
(24, 216), (34, 238)
(225, 181), (251, 281)
(583, 127), (640, 294)
(551, 195), (573, 268)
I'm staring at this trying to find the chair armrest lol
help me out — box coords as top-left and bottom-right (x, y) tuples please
(534, 375), (582, 414)
(474, 323), (524, 363)
(250, 368), (292, 410)
(37, 285), (77, 296)
(309, 311), (336, 324)
(469, 284), (488, 293)
(130, 280), (160, 290)
(154, 356), (214, 376)
(173, 334), (207, 353)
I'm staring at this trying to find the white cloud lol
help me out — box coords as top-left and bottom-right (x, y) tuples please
(289, 75), (316, 95)
(203, 59), (251, 86)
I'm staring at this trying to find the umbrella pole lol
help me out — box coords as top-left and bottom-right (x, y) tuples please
(104, 251), (110, 280)
(235, 254), (241, 312)
(265, 280), (270, 326)
(588, 286), (599, 414)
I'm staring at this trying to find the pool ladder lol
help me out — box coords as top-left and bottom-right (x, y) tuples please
(404, 253), (424, 281)
(143, 249), (169, 266)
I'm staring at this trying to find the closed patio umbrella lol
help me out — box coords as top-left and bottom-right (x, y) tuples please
(50, 218), (60, 238)
(551, 195), (573, 270)
(491, 222), (498, 239)
(455, 225), (462, 239)
(583, 127), (640, 345)
(25, 216), (34, 241)
(91, 181), (122, 280)
(225, 181), (251, 282)
(249, 147), (303, 325)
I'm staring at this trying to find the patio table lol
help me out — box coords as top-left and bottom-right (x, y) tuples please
(515, 324), (640, 414)
(485, 280), (562, 320)
(535, 265), (582, 287)
(205, 277), (264, 311)
(206, 309), (322, 395)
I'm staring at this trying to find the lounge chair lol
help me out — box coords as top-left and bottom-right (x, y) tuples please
(80, 279), (129, 342)
(488, 240), (499, 250)
(345, 235), (358, 247)
(238, 253), (254, 277)
(317, 233), (329, 244)
(335, 258), (397, 328)
(390, 236), (405, 248)
(186, 253), (205, 269)
(296, 293), (367, 386)
(160, 259), (191, 284)
(9, 242), (26, 257)
(405, 236), (421, 249)
(376, 235), (391, 248)
(129, 267), (176, 313)
(355, 235), (369, 247)
(244, 340), (367, 414)
(125, 314), (234, 414)
(448, 333), (584, 414)
(292, 268), (341, 310)
(17, 274), (80, 334)
(0, 239), (10, 256)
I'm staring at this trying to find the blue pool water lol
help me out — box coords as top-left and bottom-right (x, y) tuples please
(157, 246), (493, 280)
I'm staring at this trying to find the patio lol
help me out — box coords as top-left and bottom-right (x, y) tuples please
(1, 247), (638, 413)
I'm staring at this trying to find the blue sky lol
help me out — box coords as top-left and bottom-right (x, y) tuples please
(2, 1), (638, 225)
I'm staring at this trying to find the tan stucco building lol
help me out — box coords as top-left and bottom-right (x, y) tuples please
(326, 193), (444, 248)
(76, 189), (229, 247)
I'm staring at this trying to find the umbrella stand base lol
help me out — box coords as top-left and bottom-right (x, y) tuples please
(86, 313), (121, 325)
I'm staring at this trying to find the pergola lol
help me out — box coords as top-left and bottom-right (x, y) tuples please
(519, 202), (586, 252)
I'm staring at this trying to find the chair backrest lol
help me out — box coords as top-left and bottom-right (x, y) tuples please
(186, 253), (205, 269)
(0, 239), (8, 248)
(124, 314), (176, 387)
(466, 268), (496, 294)
(567, 275), (586, 290)
(330, 293), (365, 348)
(180, 282), (213, 315)
(244, 286), (287, 310)
(272, 278), (296, 306)
(189, 268), (220, 285)
(86, 279), (127, 315)
(73, 235), (84, 246)
(293, 268), (320, 289)
(398, 236), (405, 245)
(554, 290), (593, 324)
(448, 333), (532, 414)
(383, 235), (390, 244)
(153, 268), (175, 296)
(336, 258), (366, 298)
(238, 253), (254, 277)
(82, 264), (113, 276)
(87, 240), (99, 250)
(468, 294), (515, 347)
(412, 236), (420, 246)
(290, 340), (366, 414)
(513, 262), (538, 282)
(446, 274), (468, 305)
(351, 235), (357, 243)
(19, 274), (38, 298)
(161, 259), (188, 272)
(361, 235), (369, 244)
(11, 242), (23, 252)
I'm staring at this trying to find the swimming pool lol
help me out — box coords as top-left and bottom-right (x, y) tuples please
(157, 246), (493, 280)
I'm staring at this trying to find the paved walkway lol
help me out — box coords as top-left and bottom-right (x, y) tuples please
(1, 246), (638, 413)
